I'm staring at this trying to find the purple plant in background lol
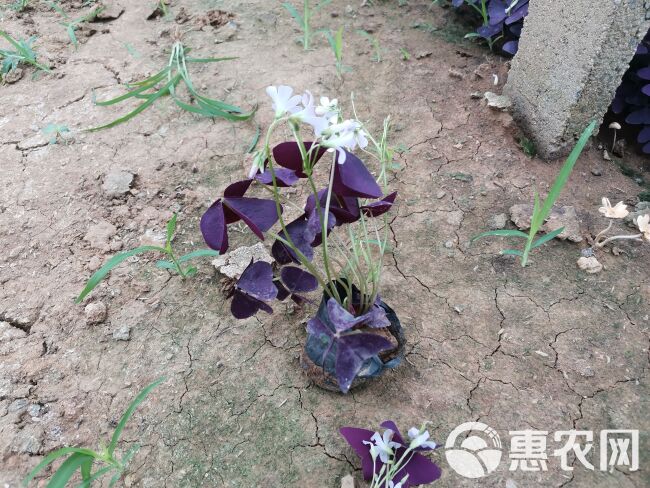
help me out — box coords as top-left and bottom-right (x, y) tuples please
(340, 420), (442, 487)
(610, 30), (650, 154)
(447, 0), (529, 55)
(200, 85), (400, 392)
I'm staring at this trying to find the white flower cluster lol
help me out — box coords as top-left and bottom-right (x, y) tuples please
(266, 85), (368, 163)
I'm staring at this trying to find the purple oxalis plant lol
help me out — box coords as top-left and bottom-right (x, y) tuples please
(610, 29), (650, 154)
(449, 0), (529, 55)
(200, 86), (399, 392)
(340, 420), (442, 487)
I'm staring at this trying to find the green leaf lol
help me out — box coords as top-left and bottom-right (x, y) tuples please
(80, 457), (92, 481)
(165, 213), (177, 250)
(247, 125), (261, 154)
(537, 121), (596, 228)
(87, 74), (180, 131)
(531, 227), (565, 249)
(46, 454), (94, 488)
(94, 70), (168, 106)
(184, 266), (197, 277)
(108, 378), (165, 456)
(314, 0), (332, 11)
(177, 249), (220, 263)
(23, 448), (99, 487)
(155, 260), (176, 270)
(76, 465), (114, 488)
(75, 246), (164, 303)
(185, 56), (237, 63)
(500, 249), (524, 256)
(282, 2), (303, 27)
(471, 229), (529, 242)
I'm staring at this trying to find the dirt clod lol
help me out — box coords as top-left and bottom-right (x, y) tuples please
(577, 256), (603, 274)
(84, 302), (107, 325)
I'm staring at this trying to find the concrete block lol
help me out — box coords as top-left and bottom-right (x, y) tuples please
(504, 0), (650, 159)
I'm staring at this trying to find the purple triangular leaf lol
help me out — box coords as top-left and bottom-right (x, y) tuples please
(336, 332), (393, 393)
(392, 451), (442, 488)
(276, 217), (314, 262)
(305, 208), (336, 246)
(223, 197), (281, 240)
(504, 1), (528, 24)
(639, 126), (650, 144)
(237, 261), (277, 301)
(626, 107), (650, 124)
(200, 200), (229, 253)
(333, 151), (382, 199)
(638, 67), (650, 80)
(273, 141), (327, 178)
(231, 290), (273, 319)
(339, 427), (376, 480)
(255, 168), (299, 187)
(280, 266), (318, 293)
(361, 192), (397, 217)
(224, 179), (253, 198)
(379, 420), (406, 445)
(502, 40), (519, 55)
(487, 0), (507, 25)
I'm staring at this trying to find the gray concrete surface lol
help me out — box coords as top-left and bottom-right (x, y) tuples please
(504, 0), (650, 159)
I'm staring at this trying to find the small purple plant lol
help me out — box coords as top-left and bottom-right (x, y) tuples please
(610, 30), (650, 154)
(340, 420), (442, 487)
(448, 0), (529, 55)
(200, 86), (402, 393)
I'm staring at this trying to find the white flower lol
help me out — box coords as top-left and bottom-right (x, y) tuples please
(315, 96), (339, 118)
(290, 91), (330, 136)
(363, 429), (401, 464)
(598, 198), (629, 219)
(320, 119), (368, 163)
(407, 427), (437, 450)
(266, 85), (301, 118)
(637, 214), (650, 241)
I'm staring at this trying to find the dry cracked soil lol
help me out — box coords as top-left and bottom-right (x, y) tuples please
(0, 1), (649, 487)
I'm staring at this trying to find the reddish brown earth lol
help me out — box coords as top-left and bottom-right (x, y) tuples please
(0, 1), (648, 487)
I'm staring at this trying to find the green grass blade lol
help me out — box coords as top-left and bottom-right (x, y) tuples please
(126, 68), (170, 87)
(0, 31), (24, 51)
(46, 454), (94, 488)
(531, 227), (565, 249)
(155, 260), (176, 270)
(246, 125), (261, 153)
(23, 448), (99, 487)
(87, 74), (180, 131)
(76, 465), (114, 488)
(471, 229), (529, 241)
(282, 3), (304, 26)
(500, 249), (524, 256)
(315, 0), (332, 11)
(177, 249), (220, 263)
(108, 378), (165, 456)
(185, 56), (237, 63)
(75, 246), (164, 303)
(94, 81), (162, 106)
(165, 213), (177, 249)
(80, 457), (92, 482)
(537, 121), (596, 226)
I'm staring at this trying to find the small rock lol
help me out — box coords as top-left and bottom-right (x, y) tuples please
(4, 67), (24, 84)
(488, 213), (507, 230)
(341, 474), (355, 488)
(102, 170), (134, 198)
(94, 4), (124, 20)
(85, 302), (107, 325)
(470, 92), (483, 99)
(448, 69), (464, 80)
(87, 255), (102, 271)
(11, 425), (44, 455)
(27, 404), (42, 418)
(543, 206), (583, 242)
(444, 240), (455, 249)
(436, 190), (447, 199)
(415, 51), (432, 59)
(602, 150), (611, 161)
(509, 204), (533, 230)
(484, 92), (512, 111)
(212, 243), (274, 278)
(510, 204), (582, 242)
(591, 167), (603, 176)
(0, 321), (27, 342)
(84, 221), (117, 252)
(113, 325), (131, 341)
(577, 256), (603, 274)
(473, 62), (493, 79)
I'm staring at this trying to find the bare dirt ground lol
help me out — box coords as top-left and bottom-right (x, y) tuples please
(1, 1), (649, 487)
